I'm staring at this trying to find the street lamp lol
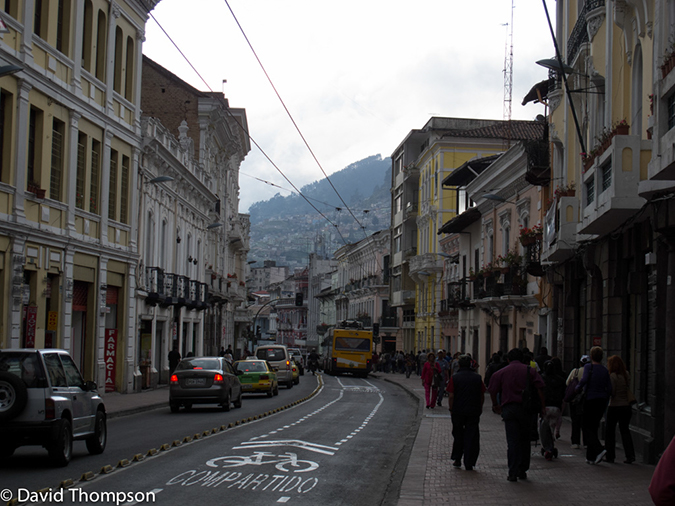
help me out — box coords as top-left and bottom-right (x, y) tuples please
(0, 64), (22, 77)
(483, 193), (517, 204)
(148, 175), (174, 184)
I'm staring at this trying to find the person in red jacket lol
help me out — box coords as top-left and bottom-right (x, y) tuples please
(649, 435), (675, 505)
(421, 352), (441, 409)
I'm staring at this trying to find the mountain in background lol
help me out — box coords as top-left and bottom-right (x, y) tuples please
(248, 155), (392, 269)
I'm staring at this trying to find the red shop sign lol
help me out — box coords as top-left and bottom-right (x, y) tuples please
(105, 329), (118, 392)
(25, 305), (38, 348)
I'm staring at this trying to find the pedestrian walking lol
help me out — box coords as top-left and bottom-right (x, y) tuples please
(421, 352), (441, 409)
(539, 358), (566, 461)
(565, 355), (589, 448)
(223, 346), (234, 364)
(649, 435), (675, 505)
(577, 346), (612, 465)
(488, 348), (545, 482)
(447, 355), (485, 470)
(534, 346), (552, 372)
(604, 355), (636, 464)
(436, 350), (450, 407)
(168, 345), (181, 374)
(483, 353), (504, 387)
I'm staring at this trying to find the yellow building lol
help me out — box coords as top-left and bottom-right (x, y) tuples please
(0, 1), (160, 391)
(391, 118), (543, 353)
(537, 0), (675, 461)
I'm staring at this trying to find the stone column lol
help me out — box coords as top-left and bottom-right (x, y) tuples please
(66, 111), (81, 232)
(12, 80), (32, 222)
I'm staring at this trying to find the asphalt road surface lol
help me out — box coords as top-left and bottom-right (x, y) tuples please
(1, 374), (418, 506)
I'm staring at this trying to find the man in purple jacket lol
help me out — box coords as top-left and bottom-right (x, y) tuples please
(488, 348), (545, 482)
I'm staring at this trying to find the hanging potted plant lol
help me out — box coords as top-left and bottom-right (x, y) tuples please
(614, 119), (629, 136)
(519, 224), (543, 246)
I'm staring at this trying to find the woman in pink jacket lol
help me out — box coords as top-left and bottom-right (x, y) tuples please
(422, 352), (441, 409)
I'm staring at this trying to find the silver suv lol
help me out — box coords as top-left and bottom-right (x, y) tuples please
(0, 349), (106, 466)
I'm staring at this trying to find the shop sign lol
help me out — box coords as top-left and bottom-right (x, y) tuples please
(47, 311), (58, 331)
(592, 336), (602, 347)
(25, 305), (38, 348)
(105, 329), (117, 392)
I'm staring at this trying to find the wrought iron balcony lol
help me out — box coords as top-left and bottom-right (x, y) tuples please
(524, 240), (544, 277)
(143, 267), (208, 310)
(524, 139), (550, 186)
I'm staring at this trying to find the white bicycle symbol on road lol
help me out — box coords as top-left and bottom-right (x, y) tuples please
(206, 451), (319, 473)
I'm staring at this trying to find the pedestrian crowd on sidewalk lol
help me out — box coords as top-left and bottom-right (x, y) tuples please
(379, 344), (675, 502)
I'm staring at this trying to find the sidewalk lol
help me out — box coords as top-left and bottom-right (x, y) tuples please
(100, 386), (169, 419)
(381, 372), (655, 506)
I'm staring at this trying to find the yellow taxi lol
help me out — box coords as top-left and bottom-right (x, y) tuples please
(233, 359), (278, 397)
(291, 359), (300, 385)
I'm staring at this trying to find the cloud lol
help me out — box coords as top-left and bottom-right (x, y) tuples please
(143, 0), (556, 213)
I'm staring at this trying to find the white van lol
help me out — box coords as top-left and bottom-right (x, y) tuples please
(254, 345), (293, 388)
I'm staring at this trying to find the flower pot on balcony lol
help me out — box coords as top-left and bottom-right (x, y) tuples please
(520, 235), (536, 246)
(34, 188), (46, 199)
(615, 125), (629, 135)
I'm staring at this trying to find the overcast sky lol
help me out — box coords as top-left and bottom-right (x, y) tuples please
(142, 0), (556, 214)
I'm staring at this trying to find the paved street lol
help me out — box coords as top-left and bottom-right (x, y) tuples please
(380, 372), (655, 506)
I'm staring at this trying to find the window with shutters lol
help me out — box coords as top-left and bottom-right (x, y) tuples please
(0, 90), (12, 184)
(120, 154), (129, 223)
(113, 27), (123, 94)
(108, 149), (118, 220)
(76, 133), (86, 209)
(95, 10), (106, 81)
(125, 36), (134, 101)
(27, 107), (43, 187)
(82, 1), (93, 71)
(90, 140), (100, 214)
(50, 119), (65, 201)
(56, 0), (71, 56)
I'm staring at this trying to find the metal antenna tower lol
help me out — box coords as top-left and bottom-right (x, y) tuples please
(503, 0), (515, 149)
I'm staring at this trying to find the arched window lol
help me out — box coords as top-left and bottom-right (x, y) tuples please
(113, 27), (123, 93)
(145, 211), (155, 266)
(631, 43), (643, 136)
(160, 219), (167, 268)
(125, 36), (135, 101)
(95, 10), (107, 81)
(82, 1), (93, 71)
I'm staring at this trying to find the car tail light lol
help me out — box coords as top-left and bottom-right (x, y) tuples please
(194, 367), (203, 370)
(214, 373), (224, 384)
(286, 360), (291, 369)
(45, 398), (55, 420)
(170, 374), (179, 384)
(260, 374), (269, 380)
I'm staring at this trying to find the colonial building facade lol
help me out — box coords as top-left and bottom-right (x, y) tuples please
(138, 56), (251, 384)
(0, 0), (160, 392)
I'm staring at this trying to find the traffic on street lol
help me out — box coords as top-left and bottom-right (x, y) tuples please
(0, 373), (418, 506)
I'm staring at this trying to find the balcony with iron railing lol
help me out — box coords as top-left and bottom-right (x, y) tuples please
(404, 202), (419, 221)
(567, 0), (605, 66)
(143, 266), (208, 310)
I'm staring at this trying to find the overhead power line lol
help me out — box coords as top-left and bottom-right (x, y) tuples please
(147, 11), (349, 247)
(221, 0), (371, 243)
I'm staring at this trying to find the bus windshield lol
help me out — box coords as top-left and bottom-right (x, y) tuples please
(335, 337), (370, 352)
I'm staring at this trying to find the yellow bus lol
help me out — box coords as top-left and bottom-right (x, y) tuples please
(322, 321), (373, 377)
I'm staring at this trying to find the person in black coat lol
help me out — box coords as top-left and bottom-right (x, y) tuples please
(168, 345), (181, 374)
(446, 355), (486, 471)
(539, 357), (566, 460)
